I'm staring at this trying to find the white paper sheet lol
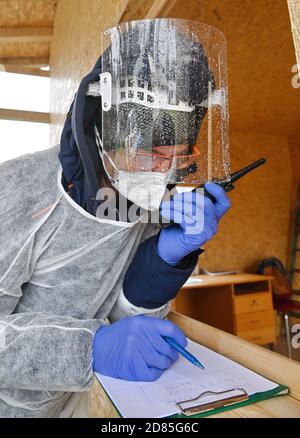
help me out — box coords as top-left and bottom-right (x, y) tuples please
(95, 339), (279, 418)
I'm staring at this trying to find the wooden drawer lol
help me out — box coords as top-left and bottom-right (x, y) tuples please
(234, 292), (273, 315)
(237, 326), (276, 345)
(235, 310), (275, 332)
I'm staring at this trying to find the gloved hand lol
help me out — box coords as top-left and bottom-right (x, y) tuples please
(92, 315), (187, 381)
(157, 183), (231, 266)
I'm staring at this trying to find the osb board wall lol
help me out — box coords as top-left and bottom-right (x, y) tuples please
(287, 136), (300, 271)
(49, 0), (293, 272)
(290, 138), (300, 180)
(167, 0), (300, 139)
(0, 0), (57, 25)
(199, 131), (292, 273)
(0, 0), (57, 59)
(287, 0), (300, 278)
(288, 0), (300, 67)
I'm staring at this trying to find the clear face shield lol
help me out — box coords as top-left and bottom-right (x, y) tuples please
(93, 19), (230, 211)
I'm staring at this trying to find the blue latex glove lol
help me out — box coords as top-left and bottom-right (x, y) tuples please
(93, 315), (187, 381)
(157, 183), (231, 266)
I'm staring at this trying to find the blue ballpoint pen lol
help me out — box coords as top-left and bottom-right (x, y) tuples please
(163, 336), (205, 369)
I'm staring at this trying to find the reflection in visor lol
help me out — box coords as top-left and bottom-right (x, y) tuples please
(112, 144), (200, 173)
(104, 104), (205, 161)
(134, 144), (200, 172)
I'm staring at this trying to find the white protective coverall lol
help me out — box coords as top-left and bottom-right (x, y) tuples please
(0, 145), (169, 417)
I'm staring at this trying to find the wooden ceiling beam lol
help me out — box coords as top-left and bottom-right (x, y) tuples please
(145, 0), (177, 18)
(0, 108), (50, 124)
(0, 27), (53, 43)
(119, 0), (177, 23)
(0, 64), (50, 77)
(0, 57), (49, 68)
(119, 1), (146, 23)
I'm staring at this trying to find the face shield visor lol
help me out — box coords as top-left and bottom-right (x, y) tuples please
(93, 19), (230, 210)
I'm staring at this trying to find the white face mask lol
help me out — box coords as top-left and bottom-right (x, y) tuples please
(97, 139), (169, 211)
(115, 170), (168, 211)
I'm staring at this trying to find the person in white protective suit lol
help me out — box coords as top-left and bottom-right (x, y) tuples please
(0, 19), (231, 417)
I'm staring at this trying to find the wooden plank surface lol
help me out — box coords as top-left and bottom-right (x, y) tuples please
(90, 377), (120, 418)
(210, 395), (300, 418)
(181, 274), (273, 289)
(169, 312), (300, 401)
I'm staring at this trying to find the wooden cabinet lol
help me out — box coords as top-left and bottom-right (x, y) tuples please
(234, 292), (273, 314)
(235, 310), (274, 332)
(174, 274), (276, 346)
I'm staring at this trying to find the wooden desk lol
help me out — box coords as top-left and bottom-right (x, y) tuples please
(174, 274), (276, 346)
(89, 312), (300, 418)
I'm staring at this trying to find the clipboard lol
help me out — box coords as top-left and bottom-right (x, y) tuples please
(96, 381), (288, 418)
(176, 388), (249, 416)
(95, 338), (289, 418)
(170, 385), (289, 418)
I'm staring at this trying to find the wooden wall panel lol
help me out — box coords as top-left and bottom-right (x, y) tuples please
(0, 0), (19, 27)
(18, 0), (57, 26)
(199, 131), (292, 273)
(168, 0), (300, 139)
(0, 1), (57, 61)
